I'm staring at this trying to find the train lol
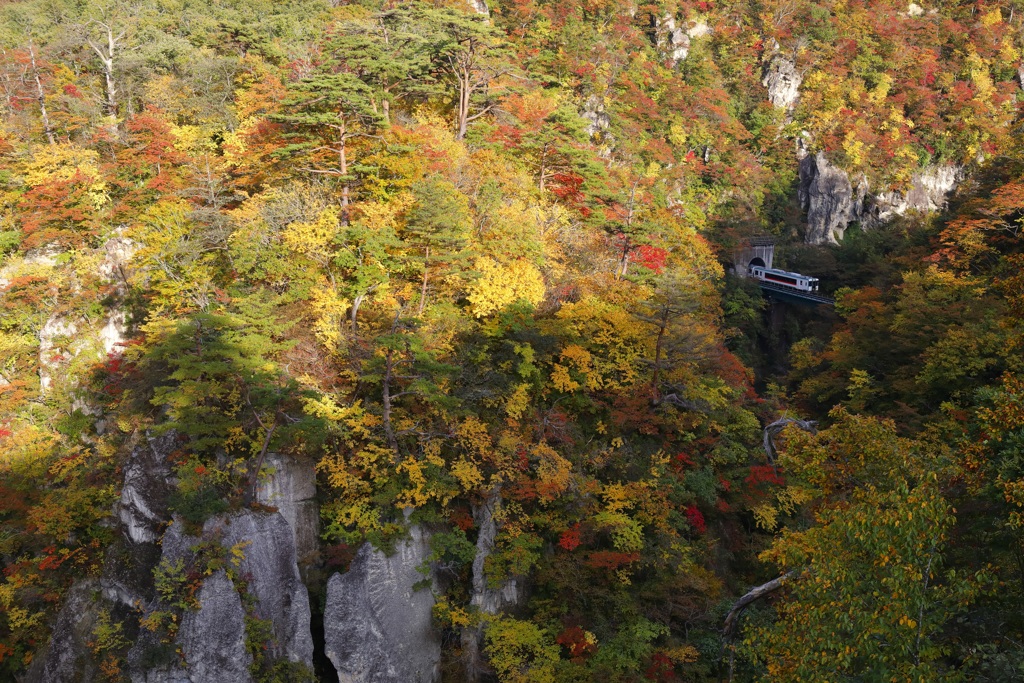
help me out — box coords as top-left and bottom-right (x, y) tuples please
(749, 265), (821, 292)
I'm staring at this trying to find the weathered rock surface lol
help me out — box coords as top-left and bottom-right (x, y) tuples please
(27, 433), (180, 683)
(799, 152), (962, 243)
(868, 165), (961, 227)
(39, 314), (79, 394)
(654, 14), (689, 64)
(799, 152), (855, 244)
(324, 525), (440, 683)
(131, 572), (253, 683)
(653, 15), (712, 65)
(177, 572), (253, 683)
(118, 432), (177, 545)
(470, 495), (520, 615)
(256, 453), (319, 563)
(467, 0), (488, 16)
(582, 94), (611, 138)
(129, 511), (313, 682)
(763, 54), (802, 111)
(24, 580), (102, 683)
(164, 512), (313, 666)
(462, 491), (524, 682)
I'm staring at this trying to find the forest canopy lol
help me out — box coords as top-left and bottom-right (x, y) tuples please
(0, 1), (1023, 681)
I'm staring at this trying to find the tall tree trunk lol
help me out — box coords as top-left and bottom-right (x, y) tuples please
(457, 65), (470, 139)
(338, 117), (350, 221)
(86, 22), (122, 134)
(381, 311), (401, 457)
(418, 246), (429, 316)
(27, 42), (54, 145)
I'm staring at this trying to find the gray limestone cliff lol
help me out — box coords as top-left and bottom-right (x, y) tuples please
(799, 152), (962, 244)
(582, 94), (611, 139)
(256, 453), (319, 565)
(799, 152), (856, 244)
(148, 571), (253, 683)
(462, 491), (523, 682)
(130, 511), (314, 682)
(324, 525), (440, 683)
(653, 14), (712, 66)
(24, 580), (103, 683)
(763, 54), (802, 111)
(25, 433), (180, 683)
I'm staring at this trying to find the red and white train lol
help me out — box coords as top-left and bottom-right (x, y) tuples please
(749, 265), (820, 293)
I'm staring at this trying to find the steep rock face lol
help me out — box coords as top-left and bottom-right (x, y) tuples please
(653, 15), (712, 65)
(39, 315), (79, 395)
(24, 581), (102, 683)
(469, 495), (520, 614)
(34, 235), (135, 396)
(467, 0), (488, 16)
(96, 235), (135, 354)
(799, 153), (962, 243)
(324, 525), (440, 683)
(118, 432), (177, 545)
(165, 513), (313, 665)
(462, 491), (523, 682)
(130, 511), (313, 682)
(256, 453), (319, 564)
(582, 94), (611, 138)
(26, 433), (180, 683)
(175, 572), (253, 683)
(799, 152), (855, 244)
(763, 54), (802, 111)
(133, 572), (253, 683)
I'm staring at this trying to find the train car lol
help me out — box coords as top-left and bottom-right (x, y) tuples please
(749, 265), (820, 292)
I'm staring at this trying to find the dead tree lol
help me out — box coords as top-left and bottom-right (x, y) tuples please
(721, 569), (803, 682)
(762, 416), (817, 465)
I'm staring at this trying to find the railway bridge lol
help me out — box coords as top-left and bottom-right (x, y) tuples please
(732, 236), (834, 307)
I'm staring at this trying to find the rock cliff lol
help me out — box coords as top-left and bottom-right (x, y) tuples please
(129, 511), (314, 682)
(324, 525), (441, 683)
(256, 453), (319, 565)
(798, 152), (961, 244)
(763, 54), (802, 112)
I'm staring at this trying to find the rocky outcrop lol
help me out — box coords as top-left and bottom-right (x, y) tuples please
(256, 453), (319, 564)
(799, 152), (962, 243)
(467, 0), (488, 16)
(24, 580), (102, 683)
(26, 433), (180, 683)
(799, 152), (856, 244)
(654, 14), (690, 64)
(582, 94), (611, 138)
(462, 491), (523, 682)
(653, 15), (712, 65)
(35, 235), (134, 395)
(763, 54), (802, 111)
(171, 572), (253, 683)
(118, 432), (177, 545)
(129, 511), (313, 682)
(130, 571), (253, 683)
(469, 495), (520, 615)
(39, 315), (79, 394)
(867, 165), (962, 227)
(324, 525), (440, 683)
